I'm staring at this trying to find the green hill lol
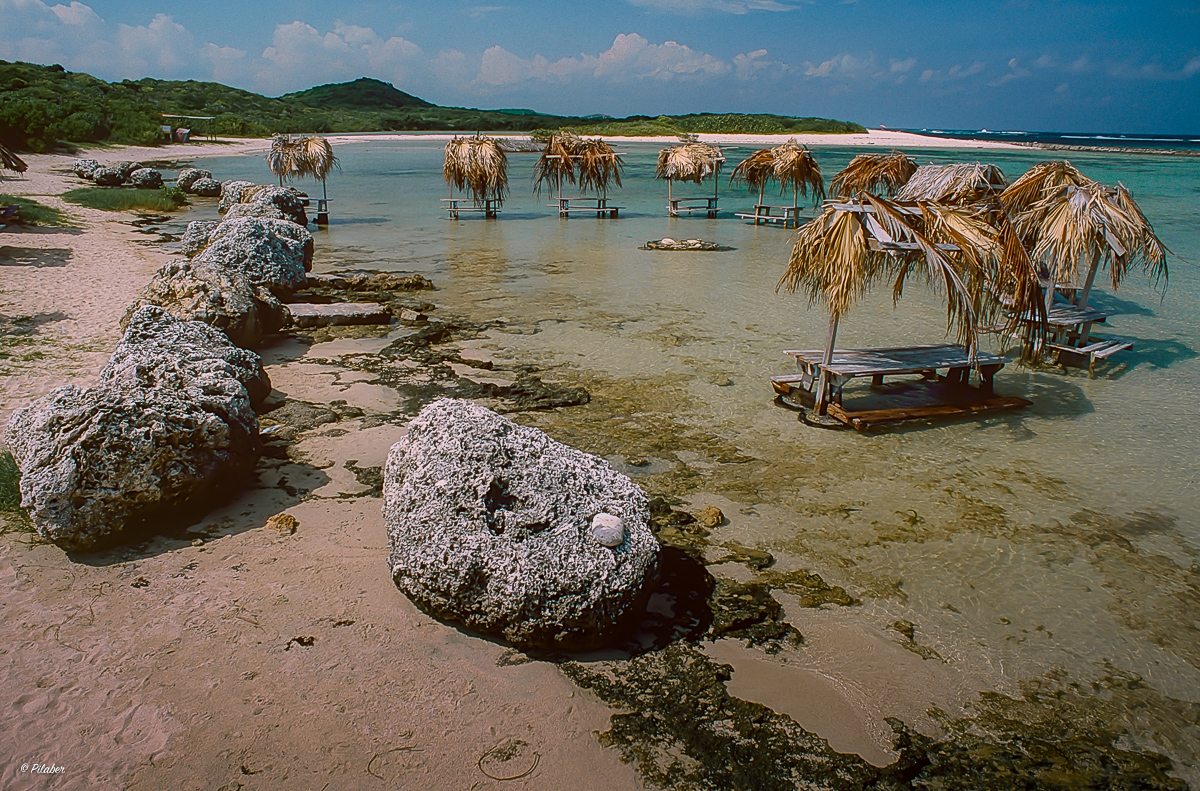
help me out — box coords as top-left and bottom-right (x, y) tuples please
(283, 77), (434, 110)
(0, 60), (866, 152)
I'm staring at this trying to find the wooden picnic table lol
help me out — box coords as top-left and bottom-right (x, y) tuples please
(442, 197), (501, 219)
(734, 204), (805, 228)
(668, 196), (719, 218)
(553, 196), (622, 218)
(771, 343), (1029, 428)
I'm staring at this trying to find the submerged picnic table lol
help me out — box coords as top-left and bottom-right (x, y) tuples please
(442, 197), (501, 219)
(1004, 300), (1133, 376)
(734, 204), (805, 228)
(771, 343), (1031, 429)
(553, 196), (622, 217)
(668, 196), (719, 218)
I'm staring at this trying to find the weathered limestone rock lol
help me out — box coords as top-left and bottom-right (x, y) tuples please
(91, 166), (125, 186)
(123, 257), (288, 348)
(128, 167), (163, 189)
(195, 217), (313, 292)
(70, 159), (100, 179)
(115, 161), (143, 180)
(175, 168), (213, 192)
(218, 180), (256, 213)
(384, 399), (659, 649)
(190, 177), (222, 197)
(286, 302), (390, 328)
(106, 305), (271, 409)
(222, 202), (287, 222)
(3, 307), (264, 551)
(180, 220), (221, 256)
(221, 185), (308, 226)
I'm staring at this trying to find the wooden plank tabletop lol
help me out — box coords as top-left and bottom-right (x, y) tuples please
(783, 344), (1005, 376)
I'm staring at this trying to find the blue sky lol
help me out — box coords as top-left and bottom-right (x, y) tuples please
(3, 0), (1198, 132)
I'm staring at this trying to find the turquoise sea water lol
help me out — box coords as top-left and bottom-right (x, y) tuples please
(192, 139), (1200, 778)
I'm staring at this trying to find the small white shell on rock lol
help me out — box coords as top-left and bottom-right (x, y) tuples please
(591, 513), (624, 547)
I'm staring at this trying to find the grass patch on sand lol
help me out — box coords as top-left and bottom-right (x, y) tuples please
(62, 186), (188, 212)
(0, 194), (72, 227)
(0, 451), (33, 532)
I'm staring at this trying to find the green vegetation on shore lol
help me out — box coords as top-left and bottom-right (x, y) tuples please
(1, 60), (865, 152)
(62, 186), (187, 212)
(0, 451), (32, 531)
(0, 193), (71, 226)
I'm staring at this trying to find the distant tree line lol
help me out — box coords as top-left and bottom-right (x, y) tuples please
(0, 61), (866, 153)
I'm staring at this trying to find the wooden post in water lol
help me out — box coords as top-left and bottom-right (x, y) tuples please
(813, 314), (840, 415)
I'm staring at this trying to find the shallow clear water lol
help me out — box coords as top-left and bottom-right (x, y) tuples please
(196, 139), (1200, 774)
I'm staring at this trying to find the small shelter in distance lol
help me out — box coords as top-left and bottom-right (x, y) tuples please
(443, 134), (509, 219)
(731, 139), (823, 228)
(656, 140), (725, 217)
(534, 133), (624, 217)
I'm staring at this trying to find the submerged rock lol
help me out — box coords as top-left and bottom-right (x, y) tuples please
(383, 398), (659, 649)
(3, 307), (263, 551)
(640, 238), (732, 252)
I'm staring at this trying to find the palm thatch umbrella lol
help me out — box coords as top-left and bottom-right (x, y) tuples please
(777, 193), (1042, 413)
(730, 140), (825, 209)
(656, 141), (725, 203)
(266, 134), (303, 186)
(1, 143), (28, 175)
(1000, 160), (1168, 311)
(896, 163), (1007, 204)
(444, 134), (509, 206)
(533, 133), (577, 199)
(830, 151), (917, 198)
(575, 137), (623, 199)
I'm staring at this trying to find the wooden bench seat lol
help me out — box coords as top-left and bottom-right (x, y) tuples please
(1049, 336), (1134, 375)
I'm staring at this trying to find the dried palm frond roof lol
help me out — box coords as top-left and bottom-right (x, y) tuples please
(730, 140), (824, 205)
(297, 135), (339, 179)
(576, 137), (623, 196)
(1000, 160), (1168, 291)
(656, 142), (725, 184)
(265, 134), (338, 184)
(895, 163), (1007, 204)
(533, 133), (577, 196)
(778, 193), (1044, 352)
(1, 143), (28, 173)
(444, 134), (509, 204)
(830, 150), (917, 198)
(266, 134), (303, 183)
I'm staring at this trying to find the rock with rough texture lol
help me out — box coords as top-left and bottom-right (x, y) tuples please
(222, 201), (287, 222)
(384, 399), (659, 649)
(222, 185), (308, 226)
(180, 220), (221, 256)
(70, 159), (100, 179)
(123, 257), (287, 348)
(106, 305), (271, 409)
(3, 307), (263, 551)
(190, 177), (223, 197)
(128, 167), (164, 189)
(115, 161), (143, 180)
(286, 302), (390, 328)
(91, 166), (126, 186)
(175, 168), (213, 192)
(218, 180), (256, 213)
(195, 217), (313, 292)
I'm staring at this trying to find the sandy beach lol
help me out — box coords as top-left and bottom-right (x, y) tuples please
(3, 134), (1196, 790)
(1, 144), (650, 790)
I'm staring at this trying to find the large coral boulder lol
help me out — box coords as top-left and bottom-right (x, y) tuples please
(190, 177), (222, 197)
(383, 399), (659, 649)
(3, 307), (264, 551)
(70, 159), (100, 179)
(122, 257), (287, 348)
(128, 167), (163, 189)
(180, 219), (221, 256)
(175, 168), (213, 192)
(195, 216), (313, 290)
(218, 180), (256, 213)
(91, 166), (125, 186)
